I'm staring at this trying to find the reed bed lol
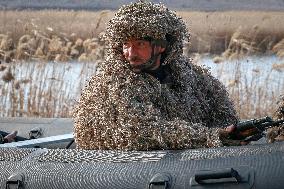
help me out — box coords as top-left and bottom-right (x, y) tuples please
(0, 62), (97, 117)
(192, 55), (284, 120)
(224, 62), (283, 119)
(1, 10), (284, 63)
(1, 57), (283, 119)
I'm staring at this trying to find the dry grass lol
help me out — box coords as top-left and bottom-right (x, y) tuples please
(0, 10), (113, 40)
(192, 55), (284, 120)
(0, 58), (283, 120)
(1, 10), (284, 63)
(0, 10), (109, 63)
(226, 65), (283, 119)
(181, 11), (284, 53)
(0, 62), (97, 117)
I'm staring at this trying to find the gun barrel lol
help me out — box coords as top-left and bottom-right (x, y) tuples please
(237, 116), (273, 131)
(229, 117), (283, 141)
(259, 119), (284, 130)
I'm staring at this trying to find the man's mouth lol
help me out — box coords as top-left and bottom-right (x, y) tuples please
(128, 60), (146, 73)
(128, 57), (144, 65)
(129, 61), (141, 65)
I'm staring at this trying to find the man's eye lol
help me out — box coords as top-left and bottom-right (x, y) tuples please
(123, 43), (130, 48)
(137, 42), (146, 47)
(138, 42), (145, 46)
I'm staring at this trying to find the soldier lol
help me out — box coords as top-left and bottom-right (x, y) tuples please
(73, 1), (242, 150)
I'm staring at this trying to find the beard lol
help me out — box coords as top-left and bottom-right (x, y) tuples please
(128, 53), (160, 73)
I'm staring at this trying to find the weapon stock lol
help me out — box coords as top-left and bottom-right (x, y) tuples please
(229, 116), (284, 142)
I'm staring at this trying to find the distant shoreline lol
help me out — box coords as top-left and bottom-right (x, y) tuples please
(1, 0), (284, 11)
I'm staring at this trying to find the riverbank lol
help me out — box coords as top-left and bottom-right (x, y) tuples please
(1, 0), (284, 11)
(1, 10), (284, 63)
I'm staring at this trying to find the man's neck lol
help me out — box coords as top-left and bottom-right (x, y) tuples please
(145, 64), (171, 83)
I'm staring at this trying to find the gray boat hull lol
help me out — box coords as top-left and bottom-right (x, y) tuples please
(1, 142), (284, 189)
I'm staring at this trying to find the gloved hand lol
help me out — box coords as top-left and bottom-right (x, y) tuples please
(219, 125), (250, 146)
(0, 131), (18, 144)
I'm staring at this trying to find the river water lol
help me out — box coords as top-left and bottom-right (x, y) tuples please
(0, 55), (283, 117)
(199, 55), (283, 93)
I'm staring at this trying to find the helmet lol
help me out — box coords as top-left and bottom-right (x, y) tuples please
(104, 1), (190, 65)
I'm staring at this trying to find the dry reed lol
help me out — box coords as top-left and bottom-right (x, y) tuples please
(1, 58), (283, 120)
(0, 62), (97, 117)
(203, 60), (284, 119)
(1, 10), (284, 63)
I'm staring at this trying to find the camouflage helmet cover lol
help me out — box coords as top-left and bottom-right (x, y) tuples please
(104, 1), (190, 64)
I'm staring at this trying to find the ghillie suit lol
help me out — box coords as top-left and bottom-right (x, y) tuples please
(273, 95), (284, 120)
(73, 2), (238, 150)
(267, 95), (284, 143)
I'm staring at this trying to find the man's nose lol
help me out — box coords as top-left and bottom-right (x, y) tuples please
(128, 46), (137, 57)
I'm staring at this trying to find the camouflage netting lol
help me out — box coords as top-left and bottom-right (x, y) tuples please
(73, 1), (238, 150)
(274, 95), (284, 120)
(267, 95), (284, 143)
(103, 1), (189, 66)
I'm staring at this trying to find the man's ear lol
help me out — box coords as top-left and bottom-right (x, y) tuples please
(154, 46), (166, 53)
(159, 47), (166, 53)
(153, 45), (165, 54)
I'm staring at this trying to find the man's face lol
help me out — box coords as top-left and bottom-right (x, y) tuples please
(122, 39), (165, 73)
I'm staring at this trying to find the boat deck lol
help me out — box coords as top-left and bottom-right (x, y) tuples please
(0, 117), (74, 148)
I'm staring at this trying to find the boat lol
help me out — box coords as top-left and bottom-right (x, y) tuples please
(1, 117), (284, 189)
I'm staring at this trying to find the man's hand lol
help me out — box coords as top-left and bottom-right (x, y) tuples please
(3, 131), (18, 143)
(219, 125), (249, 146)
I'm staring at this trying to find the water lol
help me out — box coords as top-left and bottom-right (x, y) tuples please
(199, 55), (283, 94)
(17, 61), (96, 95)
(0, 56), (283, 117)
(0, 61), (97, 117)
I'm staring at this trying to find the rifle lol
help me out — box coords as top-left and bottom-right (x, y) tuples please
(229, 116), (284, 142)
